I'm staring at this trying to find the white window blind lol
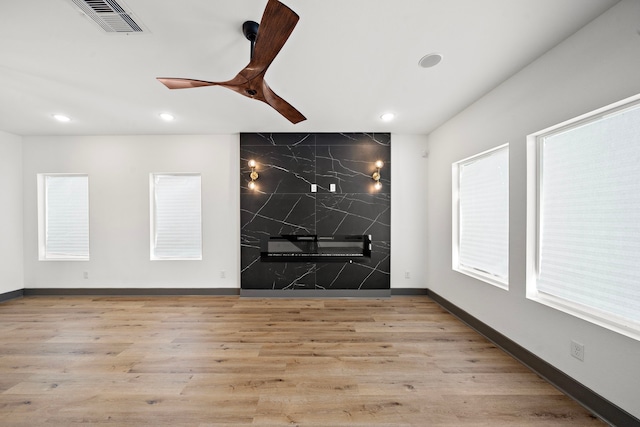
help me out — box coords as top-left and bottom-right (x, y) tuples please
(43, 175), (89, 260)
(536, 100), (640, 331)
(454, 144), (509, 287)
(151, 174), (202, 260)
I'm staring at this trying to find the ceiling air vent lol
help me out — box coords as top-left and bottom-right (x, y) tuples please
(68, 0), (146, 33)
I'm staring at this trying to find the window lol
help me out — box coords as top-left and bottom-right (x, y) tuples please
(38, 174), (89, 260)
(527, 94), (640, 340)
(452, 144), (509, 288)
(150, 173), (202, 260)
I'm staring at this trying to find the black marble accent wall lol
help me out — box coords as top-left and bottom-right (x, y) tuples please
(240, 133), (391, 292)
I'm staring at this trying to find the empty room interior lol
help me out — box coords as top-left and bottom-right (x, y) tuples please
(1, 0), (640, 425)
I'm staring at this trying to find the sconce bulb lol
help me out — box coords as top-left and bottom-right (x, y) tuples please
(248, 160), (259, 190)
(374, 181), (382, 190)
(375, 160), (384, 169)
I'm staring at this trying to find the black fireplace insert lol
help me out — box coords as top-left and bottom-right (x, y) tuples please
(260, 234), (372, 262)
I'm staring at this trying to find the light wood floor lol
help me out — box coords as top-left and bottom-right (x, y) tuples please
(0, 296), (603, 426)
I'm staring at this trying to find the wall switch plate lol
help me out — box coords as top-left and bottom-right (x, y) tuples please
(570, 340), (584, 361)
(311, 184), (317, 193)
(330, 183), (336, 192)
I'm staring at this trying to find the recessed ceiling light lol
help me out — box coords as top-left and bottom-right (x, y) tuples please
(380, 112), (395, 122)
(159, 113), (175, 122)
(418, 53), (443, 69)
(53, 114), (71, 122)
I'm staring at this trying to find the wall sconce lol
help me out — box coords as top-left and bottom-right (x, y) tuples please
(372, 160), (383, 190)
(248, 159), (258, 190)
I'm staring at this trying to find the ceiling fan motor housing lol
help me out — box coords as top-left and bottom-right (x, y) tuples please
(242, 20), (259, 42)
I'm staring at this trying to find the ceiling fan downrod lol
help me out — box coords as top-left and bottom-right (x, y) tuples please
(242, 20), (260, 60)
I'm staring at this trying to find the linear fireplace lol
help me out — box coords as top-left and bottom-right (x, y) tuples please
(261, 235), (372, 262)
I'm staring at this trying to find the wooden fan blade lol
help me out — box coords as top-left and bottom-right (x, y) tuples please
(261, 79), (306, 124)
(156, 1), (305, 124)
(242, 0), (299, 79)
(157, 77), (220, 89)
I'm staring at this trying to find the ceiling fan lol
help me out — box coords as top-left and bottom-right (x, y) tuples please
(157, 0), (306, 124)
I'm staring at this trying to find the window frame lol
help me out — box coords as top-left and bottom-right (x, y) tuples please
(149, 172), (203, 261)
(526, 93), (640, 341)
(37, 173), (90, 261)
(452, 143), (509, 289)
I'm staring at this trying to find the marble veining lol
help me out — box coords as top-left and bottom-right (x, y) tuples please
(317, 194), (390, 240)
(241, 193), (316, 236)
(316, 133), (391, 147)
(241, 145), (315, 194)
(240, 133), (391, 291)
(244, 133), (315, 147)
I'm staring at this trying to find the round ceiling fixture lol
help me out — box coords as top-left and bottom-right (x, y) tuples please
(418, 53), (443, 69)
(53, 114), (71, 122)
(159, 113), (175, 122)
(380, 112), (395, 122)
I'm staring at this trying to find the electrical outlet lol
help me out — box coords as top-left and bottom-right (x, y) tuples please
(83, 271), (89, 279)
(220, 271), (226, 279)
(570, 340), (584, 361)
(405, 271), (410, 279)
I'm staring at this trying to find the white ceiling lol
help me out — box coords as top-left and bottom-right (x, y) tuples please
(0, 0), (619, 136)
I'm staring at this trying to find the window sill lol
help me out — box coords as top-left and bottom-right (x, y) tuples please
(527, 290), (640, 343)
(453, 266), (509, 290)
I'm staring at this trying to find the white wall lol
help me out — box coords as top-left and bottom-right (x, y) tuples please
(426, 0), (640, 418)
(22, 135), (240, 289)
(391, 134), (429, 289)
(0, 131), (24, 294)
(19, 132), (426, 291)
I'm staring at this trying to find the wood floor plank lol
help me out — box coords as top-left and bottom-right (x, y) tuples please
(44, 394), (258, 426)
(0, 295), (605, 426)
(3, 373), (193, 396)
